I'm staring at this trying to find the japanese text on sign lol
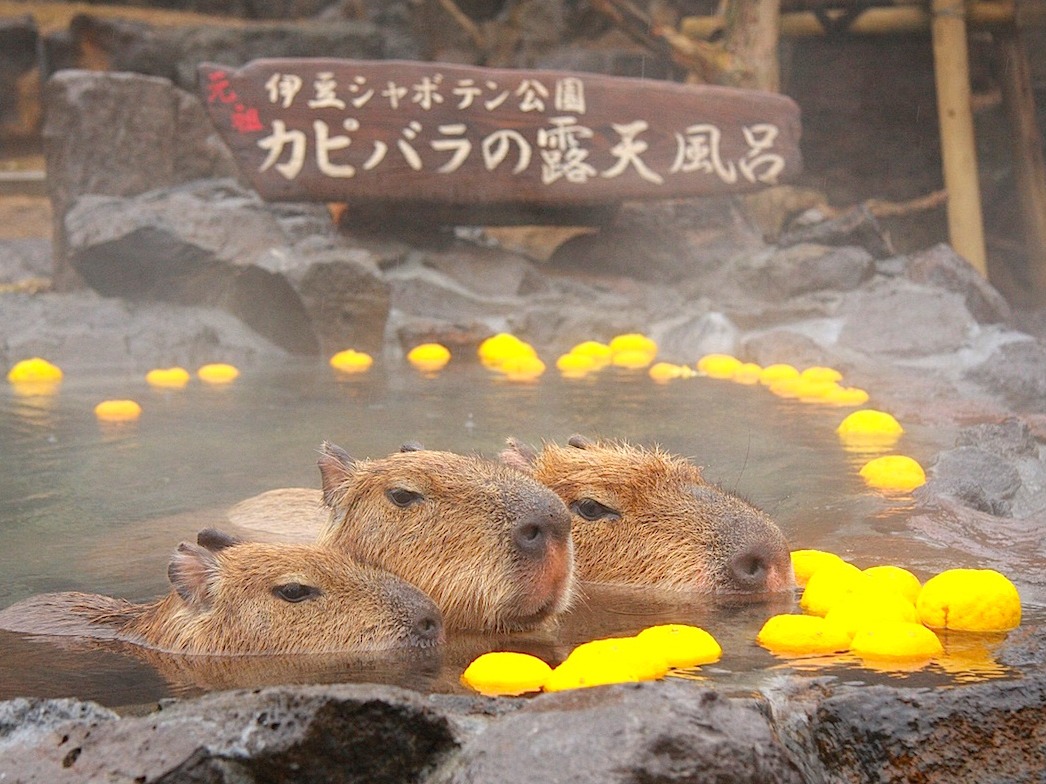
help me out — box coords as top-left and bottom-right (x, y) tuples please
(206, 68), (787, 188)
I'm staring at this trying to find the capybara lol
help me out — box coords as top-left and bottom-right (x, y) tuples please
(500, 435), (795, 594)
(0, 529), (444, 655)
(315, 442), (575, 632)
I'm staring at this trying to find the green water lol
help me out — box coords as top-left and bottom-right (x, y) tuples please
(0, 357), (1025, 706)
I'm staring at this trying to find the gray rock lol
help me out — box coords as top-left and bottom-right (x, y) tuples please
(551, 199), (764, 284)
(810, 675), (1046, 784)
(0, 684), (462, 784)
(735, 243), (873, 300)
(837, 280), (976, 357)
(919, 445), (1023, 516)
(741, 329), (834, 369)
(965, 339), (1046, 414)
(43, 70), (241, 289)
(955, 417), (1041, 459)
(64, 179), (392, 356)
(654, 311), (741, 361)
(0, 238), (51, 283)
(0, 290), (288, 372)
(439, 681), (806, 784)
(0, 697), (117, 744)
(904, 243), (1012, 325)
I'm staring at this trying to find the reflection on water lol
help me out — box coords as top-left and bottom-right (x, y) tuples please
(0, 358), (1030, 706)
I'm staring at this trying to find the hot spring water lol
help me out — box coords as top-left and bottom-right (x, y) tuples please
(0, 357), (1031, 706)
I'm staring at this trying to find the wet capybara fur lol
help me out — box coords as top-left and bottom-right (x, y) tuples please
(315, 442), (576, 633)
(501, 435), (795, 595)
(0, 529), (444, 655)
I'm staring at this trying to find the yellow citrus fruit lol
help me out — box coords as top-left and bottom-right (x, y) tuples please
(799, 561), (870, 616)
(697, 353), (742, 379)
(499, 354), (545, 381)
(609, 333), (657, 358)
(197, 363), (239, 384)
(556, 352), (596, 378)
(768, 377), (805, 398)
(756, 614), (852, 656)
(94, 399), (142, 422)
(634, 624), (722, 668)
(790, 549), (848, 587)
(329, 349), (374, 374)
(864, 565), (922, 605)
(568, 341), (613, 368)
(859, 455), (926, 492)
(800, 366), (843, 384)
(460, 651), (552, 696)
(850, 621), (943, 661)
(544, 636), (668, 691)
(795, 379), (840, 401)
(823, 590), (918, 640)
(612, 349), (655, 369)
(407, 343), (451, 372)
(648, 362), (685, 382)
(731, 362), (763, 385)
(478, 333), (534, 367)
(820, 386), (870, 407)
(145, 367), (191, 389)
(759, 363), (799, 385)
(7, 357), (63, 384)
(916, 568), (1021, 632)
(836, 409), (904, 446)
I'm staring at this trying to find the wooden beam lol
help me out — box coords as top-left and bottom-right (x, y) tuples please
(931, 0), (988, 276)
(681, 2), (1016, 39)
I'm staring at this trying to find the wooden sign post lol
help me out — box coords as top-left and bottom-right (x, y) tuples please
(199, 59), (802, 225)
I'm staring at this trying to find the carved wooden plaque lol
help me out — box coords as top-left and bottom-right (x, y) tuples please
(199, 59), (802, 219)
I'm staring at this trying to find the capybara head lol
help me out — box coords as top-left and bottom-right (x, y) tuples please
(316, 441), (575, 632)
(501, 435), (795, 595)
(0, 529), (445, 655)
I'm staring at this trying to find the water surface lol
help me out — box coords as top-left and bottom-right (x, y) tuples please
(0, 357), (1028, 706)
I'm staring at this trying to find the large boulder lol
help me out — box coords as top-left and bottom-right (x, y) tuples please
(0, 684), (461, 783)
(43, 70), (242, 290)
(442, 681), (807, 784)
(809, 675), (1046, 783)
(63, 179), (392, 356)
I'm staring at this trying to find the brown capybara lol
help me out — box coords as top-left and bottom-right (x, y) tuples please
(314, 442), (575, 633)
(0, 529), (444, 655)
(500, 435), (795, 595)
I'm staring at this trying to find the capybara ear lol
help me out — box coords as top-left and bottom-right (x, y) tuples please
(400, 441), (425, 452)
(499, 437), (539, 473)
(168, 542), (219, 608)
(196, 528), (242, 552)
(318, 441), (358, 507)
(567, 434), (595, 449)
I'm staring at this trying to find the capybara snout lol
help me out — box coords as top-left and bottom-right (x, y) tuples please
(690, 485), (794, 594)
(318, 441), (575, 632)
(503, 435), (795, 595)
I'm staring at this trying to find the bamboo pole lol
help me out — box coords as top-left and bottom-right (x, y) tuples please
(931, 0), (988, 276)
(681, 2), (1015, 39)
(994, 27), (1046, 297)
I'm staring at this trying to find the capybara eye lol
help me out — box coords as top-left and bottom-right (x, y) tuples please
(570, 498), (620, 522)
(386, 488), (424, 508)
(272, 582), (321, 603)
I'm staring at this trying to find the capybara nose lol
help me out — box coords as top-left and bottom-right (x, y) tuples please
(512, 497), (570, 559)
(729, 543), (776, 591)
(411, 606), (445, 645)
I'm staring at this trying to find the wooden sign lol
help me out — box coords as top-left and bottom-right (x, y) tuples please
(199, 59), (802, 221)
